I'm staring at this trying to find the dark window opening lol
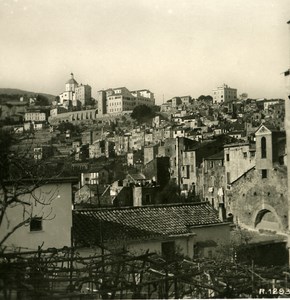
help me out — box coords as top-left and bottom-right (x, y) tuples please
(30, 217), (42, 231)
(262, 169), (267, 179)
(145, 194), (151, 205)
(226, 172), (231, 184)
(261, 137), (267, 158)
(226, 154), (230, 161)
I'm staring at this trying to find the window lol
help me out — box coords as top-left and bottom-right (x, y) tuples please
(226, 172), (231, 184)
(262, 169), (267, 179)
(30, 217), (42, 231)
(186, 165), (190, 178)
(226, 153), (230, 161)
(161, 241), (175, 261)
(243, 152), (247, 158)
(261, 137), (267, 158)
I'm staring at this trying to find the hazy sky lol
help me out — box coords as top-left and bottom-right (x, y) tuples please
(1, 0), (290, 104)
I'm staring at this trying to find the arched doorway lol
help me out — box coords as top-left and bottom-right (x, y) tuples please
(254, 209), (281, 231)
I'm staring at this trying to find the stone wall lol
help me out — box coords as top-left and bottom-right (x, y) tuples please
(226, 164), (287, 232)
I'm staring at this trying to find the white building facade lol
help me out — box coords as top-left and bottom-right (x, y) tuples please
(97, 87), (155, 115)
(59, 73), (91, 108)
(212, 84), (237, 104)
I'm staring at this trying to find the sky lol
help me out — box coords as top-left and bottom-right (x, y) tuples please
(0, 0), (290, 104)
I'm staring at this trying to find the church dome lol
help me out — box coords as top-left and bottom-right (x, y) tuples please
(66, 73), (78, 85)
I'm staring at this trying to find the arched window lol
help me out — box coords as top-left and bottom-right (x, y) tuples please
(261, 137), (267, 158)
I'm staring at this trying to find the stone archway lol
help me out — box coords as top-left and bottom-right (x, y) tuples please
(253, 205), (282, 231)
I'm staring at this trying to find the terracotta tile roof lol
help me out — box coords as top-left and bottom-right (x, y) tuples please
(73, 203), (224, 246)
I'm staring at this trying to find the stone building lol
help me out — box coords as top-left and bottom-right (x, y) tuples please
(224, 142), (255, 186)
(225, 124), (287, 233)
(162, 137), (227, 195)
(144, 144), (159, 165)
(197, 151), (225, 210)
(75, 84), (92, 107)
(142, 157), (171, 189)
(89, 140), (115, 159)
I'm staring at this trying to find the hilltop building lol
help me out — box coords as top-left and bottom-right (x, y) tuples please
(212, 84), (237, 104)
(59, 73), (92, 108)
(97, 87), (155, 115)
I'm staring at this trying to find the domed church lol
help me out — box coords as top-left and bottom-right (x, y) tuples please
(58, 73), (91, 108)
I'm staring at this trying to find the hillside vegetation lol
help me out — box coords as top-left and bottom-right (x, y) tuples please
(0, 88), (55, 104)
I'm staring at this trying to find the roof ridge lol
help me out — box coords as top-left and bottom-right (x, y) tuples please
(74, 201), (210, 212)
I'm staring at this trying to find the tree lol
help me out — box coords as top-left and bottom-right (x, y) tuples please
(131, 105), (155, 124)
(57, 121), (81, 135)
(85, 97), (96, 107)
(35, 94), (49, 106)
(197, 95), (213, 102)
(157, 181), (182, 204)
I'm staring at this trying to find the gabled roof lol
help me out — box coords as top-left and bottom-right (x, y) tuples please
(73, 203), (226, 246)
(255, 123), (279, 134)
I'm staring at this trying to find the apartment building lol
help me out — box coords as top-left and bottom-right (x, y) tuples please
(97, 87), (155, 115)
(24, 111), (46, 122)
(212, 84), (237, 104)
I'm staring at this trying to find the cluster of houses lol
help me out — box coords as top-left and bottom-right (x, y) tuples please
(0, 75), (288, 265)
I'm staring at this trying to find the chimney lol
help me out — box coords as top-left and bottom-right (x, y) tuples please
(218, 203), (226, 222)
(133, 186), (142, 207)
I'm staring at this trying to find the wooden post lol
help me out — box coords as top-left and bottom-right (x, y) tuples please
(285, 20), (290, 266)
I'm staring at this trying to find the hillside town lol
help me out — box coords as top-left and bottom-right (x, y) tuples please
(1, 66), (290, 298)
(0, 0), (290, 296)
